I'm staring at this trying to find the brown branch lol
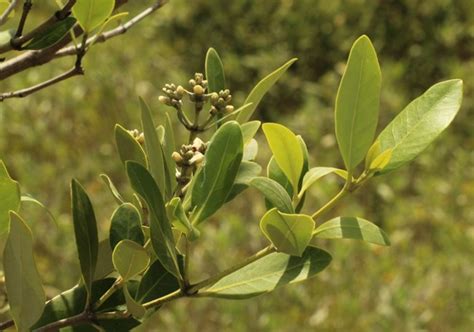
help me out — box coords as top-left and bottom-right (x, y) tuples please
(34, 311), (93, 332)
(0, 0), (130, 80)
(0, 319), (14, 330)
(55, 0), (168, 58)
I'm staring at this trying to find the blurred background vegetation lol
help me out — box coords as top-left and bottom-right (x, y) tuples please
(1, 0), (473, 330)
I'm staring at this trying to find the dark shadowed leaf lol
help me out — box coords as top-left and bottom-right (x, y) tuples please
(109, 203), (144, 249)
(225, 161), (262, 202)
(136, 259), (180, 303)
(24, 17), (76, 50)
(71, 179), (99, 299)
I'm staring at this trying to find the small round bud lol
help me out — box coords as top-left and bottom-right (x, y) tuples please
(172, 152), (183, 163)
(210, 106), (218, 115)
(137, 133), (145, 144)
(176, 85), (185, 98)
(189, 79), (196, 86)
(225, 105), (235, 113)
(210, 92), (219, 104)
(189, 152), (204, 166)
(193, 85), (205, 96)
(184, 151), (194, 159)
(158, 96), (171, 105)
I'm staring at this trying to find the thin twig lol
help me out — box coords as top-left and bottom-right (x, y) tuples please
(55, 0), (168, 58)
(14, 0), (33, 38)
(0, 0), (19, 26)
(34, 311), (93, 332)
(0, 319), (14, 330)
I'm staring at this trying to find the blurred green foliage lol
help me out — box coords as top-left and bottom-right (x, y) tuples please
(0, 0), (473, 330)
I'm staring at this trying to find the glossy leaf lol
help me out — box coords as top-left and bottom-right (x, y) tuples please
(299, 167), (347, 197)
(126, 161), (181, 279)
(93, 239), (114, 280)
(206, 47), (226, 94)
(243, 138), (258, 161)
(100, 173), (125, 204)
(163, 113), (177, 191)
(368, 148), (393, 172)
(335, 35), (381, 171)
(112, 239), (150, 281)
(226, 161), (262, 202)
(32, 278), (141, 331)
(237, 58), (297, 123)
(71, 179), (99, 298)
(167, 197), (200, 240)
(124, 285), (146, 318)
(250, 177), (294, 213)
(201, 247), (331, 299)
(24, 17), (76, 50)
(140, 97), (169, 198)
(262, 123), (303, 195)
(312, 216), (390, 246)
(4, 212), (45, 332)
(109, 203), (144, 249)
(72, 0), (115, 32)
(260, 208), (315, 256)
(114, 124), (147, 167)
(0, 160), (21, 236)
(377, 79), (463, 173)
(191, 121), (243, 224)
(136, 259), (180, 303)
(241, 120), (261, 144)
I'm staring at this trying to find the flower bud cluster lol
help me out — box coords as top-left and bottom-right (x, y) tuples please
(209, 89), (234, 115)
(173, 137), (207, 169)
(128, 129), (145, 144)
(158, 83), (185, 109)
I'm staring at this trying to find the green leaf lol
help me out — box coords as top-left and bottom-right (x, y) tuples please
(260, 208), (315, 256)
(0, 28), (14, 47)
(191, 121), (243, 224)
(311, 216), (390, 246)
(206, 47), (226, 93)
(0, 160), (21, 236)
(124, 285), (146, 318)
(72, 0), (115, 32)
(166, 197), (200, 240)
(163, 113), (177, 192)
(126, 161), (181, 279)
(21, 194), (58, 227)
(32, 278), (141, 331)
(368, 148), (393, 172)
(225, 161), (262, 202)
(136, 259), (179, 303)
(262, 123), (303, 195)
(299, 167), (348, 197)
(241, 120), (261, 144)
(112, 239), (149, 281)
(24, 17), (76, 50)
(93, 239), (114, 280)
(4, 212), (45, 332)
(109, 203), (145, 249)
(335, 35), (382, 171)
(100, 173), (125, 204)
(377, 79), (463, 173)
(243, 138), (258, 161)
(237, 58), (297, 123)
(140, 97), (169, 198)
(0, 0), (14, 19)
(114, 124), (147, 167)
(71, 179), (99, 299)
(250, 177), (294, 214)
(267, 157), (293, 197)
(201, 247), (331, 299)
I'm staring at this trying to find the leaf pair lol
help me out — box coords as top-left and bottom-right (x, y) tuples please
(335, 35), (463, 174)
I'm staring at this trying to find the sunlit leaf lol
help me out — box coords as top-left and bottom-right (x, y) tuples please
(335, 35), (381, 171)
(241, 120), (261, 144)
(124, 285), (146, 318)
(200, 247), (331, 299)
(377, 79), (463, 173)
(311, 216), (390, 246)
(72, 0), (115, 32)
(262, 123), (303, 195)
(166, 197), (200, 240)
(260, 208), (315, 256)
(237, 58), (297, 123)
(4, 212), (45, 332)
(100, 173), (125, 204)
(71, 179), (99, 298)
(112, 239), (150, 281)
(299, 167), (347, 197)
